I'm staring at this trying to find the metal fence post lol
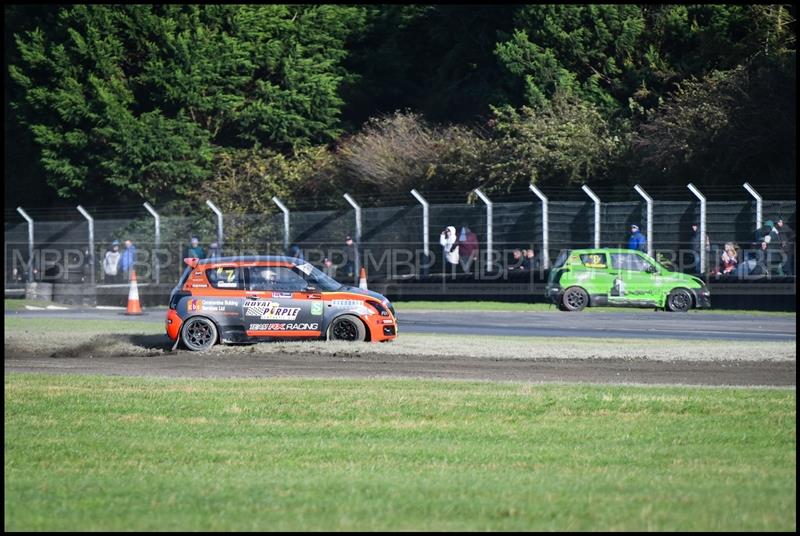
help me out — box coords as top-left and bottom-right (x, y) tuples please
(343, 193), (362, 283)
(687, 183), (706, 274)
(271, 196), (290, 252)
(529, 185), (550, 269)
(581, 185), (601, 248)
(76, 205), (95, 286)
(205, 200), (223, 252)
(16, 207), (34, 282)
(743, 182), (763, 230)
(410, 189), (430, 257)
(474, 188), (493, 272)
(143, 202), (160, 284)
(633, 185), (654, 257)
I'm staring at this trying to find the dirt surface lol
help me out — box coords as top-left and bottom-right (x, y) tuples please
(5, 346), (795, 387)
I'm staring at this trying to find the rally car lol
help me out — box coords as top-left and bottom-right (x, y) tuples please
(545, 248), (711, 312)
(166, 256), (397, 351)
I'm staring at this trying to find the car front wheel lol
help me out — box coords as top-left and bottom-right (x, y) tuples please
(562, 286), (589, 311)
(666, 288), (693, 312)
(327, 314), (367, 342)
(181, 316), (218, 351)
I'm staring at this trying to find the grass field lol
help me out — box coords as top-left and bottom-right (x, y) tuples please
(4, 373), (796, 531)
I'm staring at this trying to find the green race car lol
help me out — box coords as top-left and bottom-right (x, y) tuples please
(545, 248), (711, 312)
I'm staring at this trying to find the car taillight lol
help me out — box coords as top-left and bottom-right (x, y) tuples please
(169, 291), (191, 310)
(366, 300), (389, 316)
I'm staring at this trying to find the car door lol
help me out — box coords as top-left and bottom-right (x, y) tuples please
(576, 252), (615, 302)
(198, 265), (247, 336)
(608, 252), (659, 305)
(242, 265), (322, 338)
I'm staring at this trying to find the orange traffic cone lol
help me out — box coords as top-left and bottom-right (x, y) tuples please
(125, 269), (143, 315)
(358, 266), (368, 290)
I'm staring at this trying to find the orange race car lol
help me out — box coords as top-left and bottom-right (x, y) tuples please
(166, 256), (397, 351)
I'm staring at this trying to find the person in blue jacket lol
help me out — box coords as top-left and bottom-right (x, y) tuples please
(627, 224), (646, 252)
(120, 239), (137, 281)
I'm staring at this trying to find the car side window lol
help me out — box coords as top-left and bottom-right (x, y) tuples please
(247, 266), (308, 292)
(610, 253), (651, 272)
(206, 267), (241, 289)
(580, 253), (607, 269)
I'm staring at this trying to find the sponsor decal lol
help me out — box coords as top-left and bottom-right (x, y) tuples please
(249, 322), (319, 331)
(191, 284), (208, 288)
(244, 299), (301, 320)
(331, 299), (360, 307)
(272, 292), (293, 298)
(188, 298), (237, 312)
(310, 301), (323, 315)
(194, 271), (202, 276)
(297, 263), (313, 275)
(216, 281), (238, 288)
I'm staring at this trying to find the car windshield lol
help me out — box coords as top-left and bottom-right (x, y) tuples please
(295, 262), (343, 291)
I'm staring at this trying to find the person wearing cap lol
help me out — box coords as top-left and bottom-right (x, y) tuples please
(627, 224), (646, 252)
(187, 236), (205, 259)
(102, 240), (122, 283)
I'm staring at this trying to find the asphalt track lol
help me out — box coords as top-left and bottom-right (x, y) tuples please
(5, 308), (795, 386)
(6, 307), (797, 341)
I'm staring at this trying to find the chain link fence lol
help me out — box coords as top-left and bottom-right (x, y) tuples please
(5, 196), (796, 306)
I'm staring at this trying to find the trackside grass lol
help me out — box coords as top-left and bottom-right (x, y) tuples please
(4, 374), (795, 531)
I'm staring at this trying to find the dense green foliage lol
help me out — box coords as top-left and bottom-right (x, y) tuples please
(5, 4), (795, 209)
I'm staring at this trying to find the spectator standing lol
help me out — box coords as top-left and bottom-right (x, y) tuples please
(439, 226), (459, 274)
(775, 217), (794, 275)
(207, 241), (220, 259)
(323, 257), (337, 278)
(288, 244), (304, 261)
(102, 240), (122, 283)
(755, 220), (776, 243)
(187, 237), (205, 259)
(689, 223), (710, 273)
(457, 223), (479, 272)
(627, 224), (646, 252)
(342, 235), (357, 281)
(120, 239), (137, 281)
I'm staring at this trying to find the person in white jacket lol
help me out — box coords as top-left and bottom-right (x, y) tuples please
(440, 226), (459, 274)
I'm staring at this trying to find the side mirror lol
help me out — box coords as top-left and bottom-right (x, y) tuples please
(646, 265), (658, 274)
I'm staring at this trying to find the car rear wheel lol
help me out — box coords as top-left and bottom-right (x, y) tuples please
(181, 316), (218, 351)
(666, 288), (693, 312)
(562, 286), (589, 311)
(328, 314), (367, 342)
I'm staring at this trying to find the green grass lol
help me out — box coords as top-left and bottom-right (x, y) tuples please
(393, 300), (796, 316)
(5, 373), (795, 531)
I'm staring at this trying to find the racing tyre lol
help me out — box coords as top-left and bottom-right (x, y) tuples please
(328, 314), (367, 342)
(562, 286), (589, 311)
(666, 288), (693, 312)
(181, 316), (218, 351)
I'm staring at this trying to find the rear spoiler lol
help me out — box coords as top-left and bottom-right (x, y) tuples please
(183, 257), (200, 268)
